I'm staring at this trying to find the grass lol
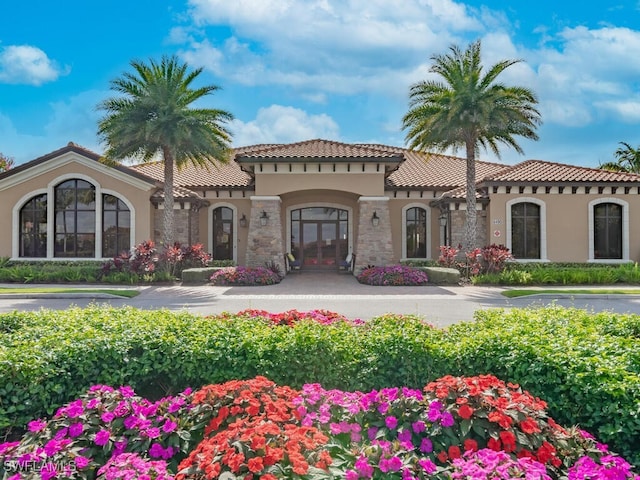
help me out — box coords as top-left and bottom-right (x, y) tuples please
(0, 287), (140, 298)
(503, 288), (640, 298)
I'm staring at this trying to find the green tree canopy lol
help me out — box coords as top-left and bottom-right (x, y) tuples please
(600, 142), (640, 173)
(402, 40), (541, 251)
(97, 54), (234, 247)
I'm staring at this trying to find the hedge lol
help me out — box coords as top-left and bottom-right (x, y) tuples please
(0, 305), (638, 464)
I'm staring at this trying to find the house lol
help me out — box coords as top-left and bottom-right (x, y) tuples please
(1, 139), (639, 273)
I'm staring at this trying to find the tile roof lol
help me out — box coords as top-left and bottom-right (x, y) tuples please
(235, 138), (404, 160)
(387, 150), (505, 189)
(483, 159), (640, 184)
(132, 158), (252, 188)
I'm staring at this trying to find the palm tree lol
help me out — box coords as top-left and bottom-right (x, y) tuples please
(600, 142), (640, 173)
(402, 40), (541, 252)
(98, 55), (233, 247)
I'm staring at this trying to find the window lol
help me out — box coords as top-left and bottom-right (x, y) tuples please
(212, 207), (234, 260)
(593, 202), (622, 259)
(54, 179), (96, 257)
(405, 207), (427, 258)
(19, 194), (47, 258)
(511, 202), (541, 259)
(103, 194), (131, 257)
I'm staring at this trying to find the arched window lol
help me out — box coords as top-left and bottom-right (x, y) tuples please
(103, 194), (131, 257)
(212, 207), (234, 260)
(54, 179), (96, 257)
(593, 202), (622, 259)
(511, 202), (540, 259)
(405, 207), (427, 258)
(19, 194), (47, 258)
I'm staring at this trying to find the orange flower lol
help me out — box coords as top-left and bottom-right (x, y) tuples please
(247, 456), (264, 473)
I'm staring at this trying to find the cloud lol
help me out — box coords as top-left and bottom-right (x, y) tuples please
(230, 105), (340, 145)
(0, 45), (68, 86)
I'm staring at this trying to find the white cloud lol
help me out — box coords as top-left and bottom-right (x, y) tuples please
(0, 45), (68, 86)
(230, 105), (340, 145)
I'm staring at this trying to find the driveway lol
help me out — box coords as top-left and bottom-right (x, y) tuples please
(1, 272), (640, 327)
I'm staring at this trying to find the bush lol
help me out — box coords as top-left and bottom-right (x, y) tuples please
(0, 306), (638, 464)
(357, 265), (429, 286)
(1, 377), (636, 480)
(210, 266), (281, 285)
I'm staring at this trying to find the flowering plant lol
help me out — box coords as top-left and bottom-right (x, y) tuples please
(176, 377), (332, 479)
(357, 265), (429, 286)
(97, 453), (175, 480)
(213, 308), (364, 326)
(210, 266), (281, 285)
(0, 385), (193, 479)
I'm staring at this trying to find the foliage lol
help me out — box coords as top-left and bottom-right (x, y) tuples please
(0, 152), (14, 173)
(474, 261), (640, 285)
(436, 244), (513, 280)
(97, 54), (233, 247)
(0, 306), (639, 464)
(600, 141), (640, 173)
(357, 265), (429, 286)
(264, 260), (284, 280)
(0, 261), (102, 284)
(210, 266), (281, 285)
(402, 40), (541, 251)
(100, 240), (211, 282)
(2, 376), (637, 480)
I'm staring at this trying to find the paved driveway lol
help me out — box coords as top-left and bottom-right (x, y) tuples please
(1, 272), (640, 327)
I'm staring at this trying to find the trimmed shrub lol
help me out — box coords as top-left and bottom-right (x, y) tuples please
(210, 266), (281, 285)
(357, 265), (429, 286)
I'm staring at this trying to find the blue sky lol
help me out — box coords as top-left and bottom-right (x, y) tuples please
(1, 1), (640, 168)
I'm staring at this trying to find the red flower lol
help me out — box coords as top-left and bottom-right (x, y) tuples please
(520, 417), (541, 434)
(463, 439), (478, 452)
(437, 450), (448, 463)
(487, 437), (501, 451)
(457, 404), (474, 419)
(448, 445), (462, 459)
(247, 456), (264, 473)
(499, 430), (516, 453)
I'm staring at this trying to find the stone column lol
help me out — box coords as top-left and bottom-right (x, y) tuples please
(354, 197), (394, 273)
(245, 196), (285, 271)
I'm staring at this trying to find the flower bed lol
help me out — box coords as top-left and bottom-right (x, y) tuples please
(357, 265), (429, 286)
(1, 376), (636, 480)
(210, 266), (281, 285)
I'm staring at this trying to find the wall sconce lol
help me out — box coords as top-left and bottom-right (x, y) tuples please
(439, 213), (448, 227)
(260, 210), (269, 226)
(371, 211), (380, 227)
(239, 214), (248, 228)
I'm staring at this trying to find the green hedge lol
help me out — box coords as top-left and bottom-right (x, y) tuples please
(0, 306), (638, 464)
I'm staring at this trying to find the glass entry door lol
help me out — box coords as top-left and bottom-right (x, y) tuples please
(291, 207), (348, 269)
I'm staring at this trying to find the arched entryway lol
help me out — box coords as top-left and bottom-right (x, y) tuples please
(290, 207), (349, 268)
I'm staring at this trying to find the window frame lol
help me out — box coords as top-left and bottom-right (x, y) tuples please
(589, 198), (629, 263)
(401, 203), (431, 260)
(506, 197), (548, 262)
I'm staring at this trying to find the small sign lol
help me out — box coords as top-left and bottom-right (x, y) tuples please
(493, 219), (502, 225)
(494, 230), (501, 237)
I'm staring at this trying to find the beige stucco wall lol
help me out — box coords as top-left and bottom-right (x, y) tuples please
(487, 192), (640, 262)
(255, 172), (385, 196)
(0, 158), (155, 259)
(388, 198), (444, 261)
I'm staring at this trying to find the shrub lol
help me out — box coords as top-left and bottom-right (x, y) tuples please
(357, 265), (429, 286)
(210, 266), (281, 285)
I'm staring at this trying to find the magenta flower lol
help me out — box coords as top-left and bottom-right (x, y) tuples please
(94, 429), (111, 446)
(440, 411), (455, 427)
(412, 420), (426, 433)
(27, 419), (47, 433)
(345, 470), (359, 480)
(68, 422), (83, 438)
(385, 416), (398, 429)
(162, 419), (178, 433)
(101, 411), (115, 423)
(74, 455), (91, 469)
(420, 438), (433, 453)
(65, 399), (84, 418)
(144, 427), (161, 439)
(379, 456), (403, 473)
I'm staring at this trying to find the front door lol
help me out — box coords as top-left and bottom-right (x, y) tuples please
(291, 207), (348, 269)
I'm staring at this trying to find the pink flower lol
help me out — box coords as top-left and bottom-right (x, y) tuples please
(420, 438), (433, 453)
(101, 411), (115, 423)
(385, 416), (398, 429)
(68, 422), (83, 438)
(162, 419), (178, 433)
(65, 400), (84, 418)
(74, 456), (90, 469)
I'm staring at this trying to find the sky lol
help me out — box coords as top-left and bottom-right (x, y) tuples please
(1, 1), (640, 168)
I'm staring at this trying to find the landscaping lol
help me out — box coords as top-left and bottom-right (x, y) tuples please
(0, 305), (638, 478)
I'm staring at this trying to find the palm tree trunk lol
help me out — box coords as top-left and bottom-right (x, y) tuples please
(464, 139), (477, 252)
(162, 146), (175, 248)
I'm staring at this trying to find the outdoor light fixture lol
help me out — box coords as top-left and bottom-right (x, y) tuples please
(439, 213), (448, 227)
(260, 210), (269, 226)
(239, 214), (248, 228)
(371, 211), (380, 227)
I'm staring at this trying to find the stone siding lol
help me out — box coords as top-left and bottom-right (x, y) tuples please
(245, 196), (285, 271)
(354, 197), (394, 272)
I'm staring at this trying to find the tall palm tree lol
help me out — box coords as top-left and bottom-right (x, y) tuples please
(98, 55), (233, 247)
(600, 142), (640, 173)
(402, 40), (541, 252)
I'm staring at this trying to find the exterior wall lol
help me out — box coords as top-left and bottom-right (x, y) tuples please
(487, 191), (640, 262)
(448, 207), (488, 250)
(387, 198), (443, 262)
(152, 205), (200, 247)
(255, 171), (385, 196)
(355, 197), (394, 271)
(0, 158), (154, 259)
